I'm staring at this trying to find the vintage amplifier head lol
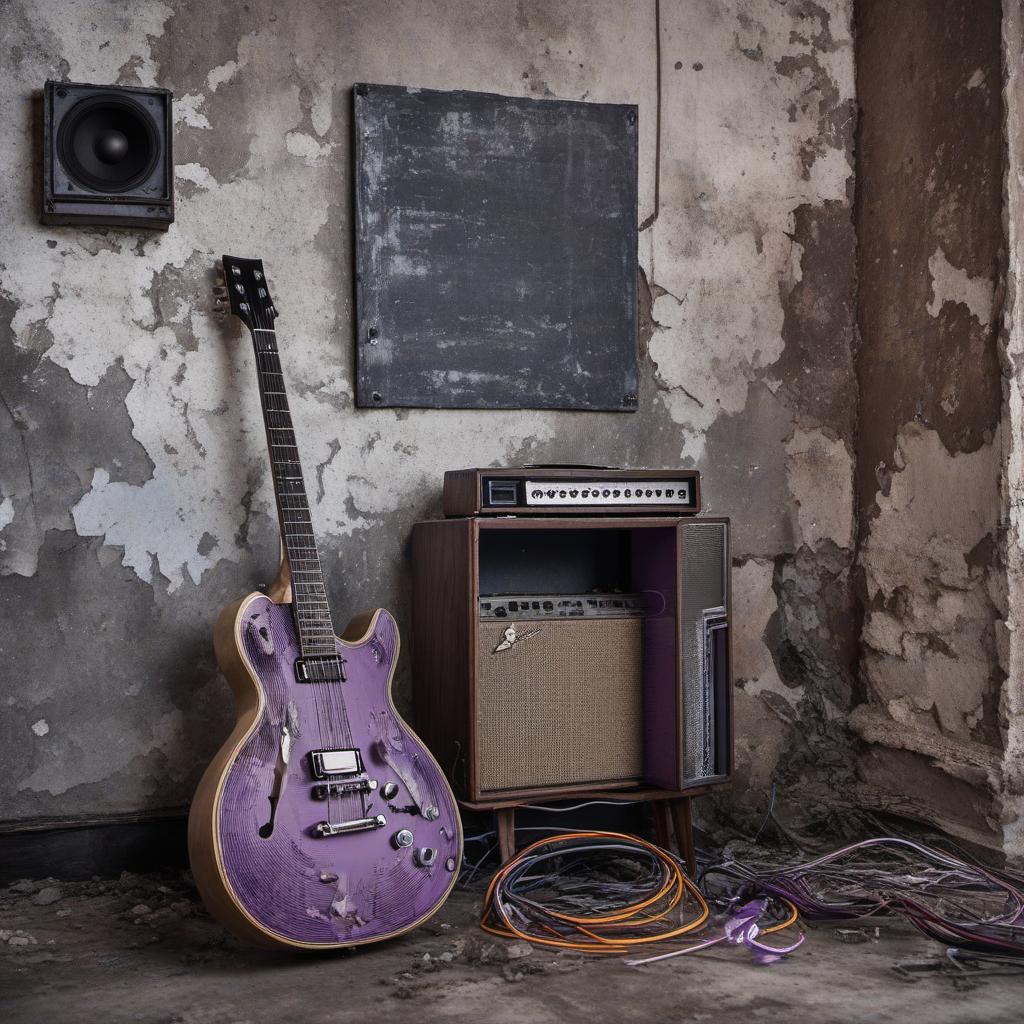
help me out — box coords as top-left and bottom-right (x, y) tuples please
(443, 466), (701, 517)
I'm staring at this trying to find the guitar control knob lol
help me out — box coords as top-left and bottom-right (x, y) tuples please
(414, 847), (437, 867)
(445, 856), (457, 872)
(381, 781), (399, 800)
(422, 804), (439, 821)
(392, 829), (414, 849)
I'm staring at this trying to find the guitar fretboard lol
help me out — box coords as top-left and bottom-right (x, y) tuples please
(251, 327), (337, 656)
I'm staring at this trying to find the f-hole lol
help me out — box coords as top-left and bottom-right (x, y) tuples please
(259, 723), (292, 839)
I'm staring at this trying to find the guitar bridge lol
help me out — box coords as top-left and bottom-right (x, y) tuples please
(314, 814), (387, 838)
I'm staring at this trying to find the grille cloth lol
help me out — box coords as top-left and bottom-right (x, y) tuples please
(477, 617), (643, 793)
(679, 522), (727, 782)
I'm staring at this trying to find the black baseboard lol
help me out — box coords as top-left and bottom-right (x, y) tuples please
(0, 800), (648, 885)
(0, 816), (189, 885)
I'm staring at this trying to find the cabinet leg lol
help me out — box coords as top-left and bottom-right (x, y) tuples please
(652, 801), (672, 851)
(496, 808), (516, 863)
(670, 797), (697, 876)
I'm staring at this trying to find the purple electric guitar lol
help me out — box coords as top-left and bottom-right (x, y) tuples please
(188, 255), (462, 949)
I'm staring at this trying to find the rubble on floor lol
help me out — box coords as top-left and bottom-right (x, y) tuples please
(4, 866), (1024, 1023)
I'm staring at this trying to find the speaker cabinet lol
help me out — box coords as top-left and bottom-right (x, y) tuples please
(412, 516), (732, 805)
(42, 81), (174, 231)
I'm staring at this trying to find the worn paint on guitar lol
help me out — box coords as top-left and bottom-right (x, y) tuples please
(205, 595), (460, 946)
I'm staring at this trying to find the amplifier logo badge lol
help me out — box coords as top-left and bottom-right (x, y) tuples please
(493, 624), (541, 653)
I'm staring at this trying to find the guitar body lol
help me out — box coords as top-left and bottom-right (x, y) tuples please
(188, 592), (462, 949)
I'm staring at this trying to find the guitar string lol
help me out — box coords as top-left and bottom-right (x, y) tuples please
(250, 299), (334, 827)
(250, 291), (358, 828)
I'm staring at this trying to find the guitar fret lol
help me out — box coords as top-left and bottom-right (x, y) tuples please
(244, 316), (338, 657)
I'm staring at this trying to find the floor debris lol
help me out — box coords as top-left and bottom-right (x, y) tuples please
(3, 868), (1024, 1023)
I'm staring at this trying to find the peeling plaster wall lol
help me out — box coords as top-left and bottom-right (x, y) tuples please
(854, 0), (1006, 847)
(0, 0), (857, 829)
(1001, 0), (1024, 862)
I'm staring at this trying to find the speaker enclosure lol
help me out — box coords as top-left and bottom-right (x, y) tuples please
(42, 80), (174, 231)
(412, 515), (733, 806)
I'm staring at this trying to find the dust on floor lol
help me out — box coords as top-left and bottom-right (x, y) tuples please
(1, 870), (1023, 1023)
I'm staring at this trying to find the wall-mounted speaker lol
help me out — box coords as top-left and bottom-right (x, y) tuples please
(42, 81), (174, 231)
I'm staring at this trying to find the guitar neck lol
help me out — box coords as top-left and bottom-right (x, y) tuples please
(250, 325), (337, 655)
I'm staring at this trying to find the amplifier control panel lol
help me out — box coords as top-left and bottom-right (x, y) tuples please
(523, 479), (693, 508)
(443, 467), (701, 516)
(480, 593), (648, 619)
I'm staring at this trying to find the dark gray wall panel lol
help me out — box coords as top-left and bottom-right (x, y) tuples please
(354, 84), (638, 411)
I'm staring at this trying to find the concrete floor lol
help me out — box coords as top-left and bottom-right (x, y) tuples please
(2, 870), (1023, 1023)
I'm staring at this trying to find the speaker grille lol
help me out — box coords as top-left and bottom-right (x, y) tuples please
(679, 522), (728, 782)
(57, 93), (160, 193)
(477, 617), (643, 793)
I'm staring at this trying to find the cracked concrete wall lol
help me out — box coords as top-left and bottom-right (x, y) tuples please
(0, 0), (857, 830)
(854, 0), (1006, 848)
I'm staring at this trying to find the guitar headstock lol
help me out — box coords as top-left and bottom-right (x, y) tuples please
(215, 255), (278, 331)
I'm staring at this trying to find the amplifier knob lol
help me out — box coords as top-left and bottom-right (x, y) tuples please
(581, 489), (590, 497)
(655, 489), (662, 497)
(569, 489), (578, 497)
(546, 489), (555, 498)
(531, 489), (542, 498)
(624, 489), (631, 497)
(392, 829), (414, 849)
(558, 490), (567, 497)
(613, 490), (621, 497)
(602, 489), (610, 497)
(646, 489), (653, 497)
(666, 489), (674, 497)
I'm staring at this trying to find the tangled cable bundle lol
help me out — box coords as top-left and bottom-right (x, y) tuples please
(480, 831), (804, 961)
(480, 831), (711, 953)
(705, 836), (1024, 960)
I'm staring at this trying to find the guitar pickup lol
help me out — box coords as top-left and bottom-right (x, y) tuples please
(295, 655), (346, 684)
(312, 779), (378, 800)
(314, 814), (387, 838)
(309, 748), (363, 779)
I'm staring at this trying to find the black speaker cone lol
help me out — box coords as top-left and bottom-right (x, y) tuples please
(57, 94), (159, 193)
